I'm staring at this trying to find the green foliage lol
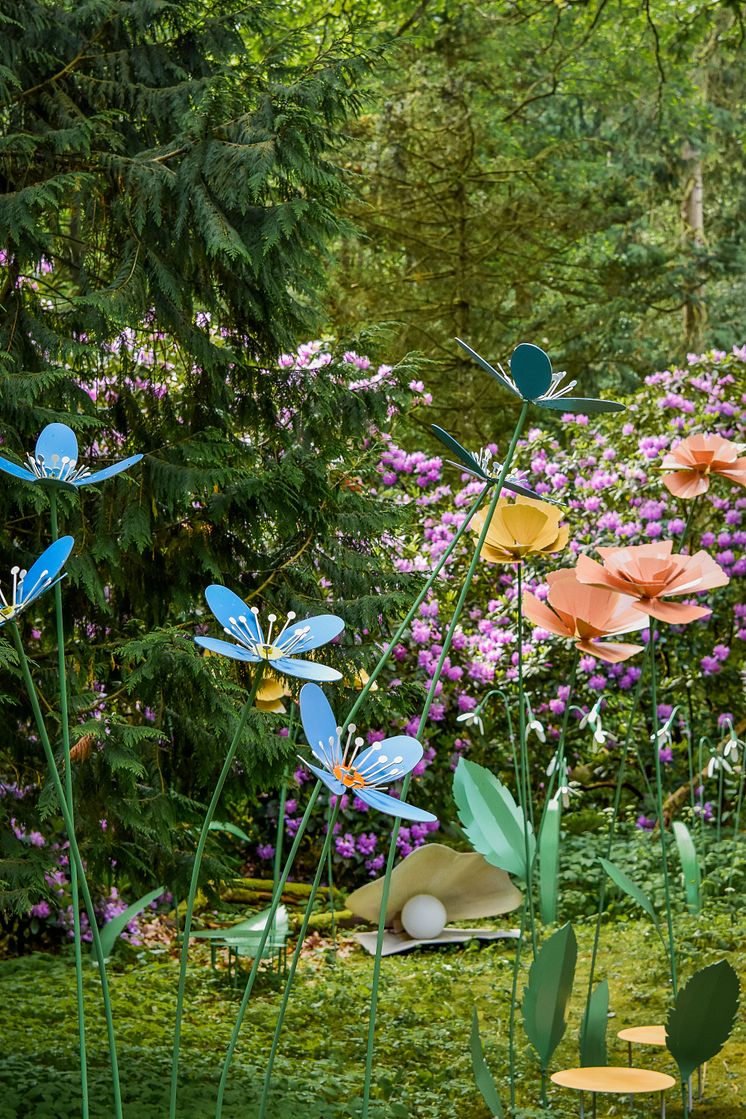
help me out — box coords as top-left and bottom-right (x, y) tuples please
(470, 1008), (504, 1118)
(672, 821), (702, 916)
(522, 923), (577, 1074)
(666, 961), (740, 1084)
(453, 758), (534, 882)
(579, 980), (608, 1069)
(599, 857), (661, 931)
(538, 799), (561, 925)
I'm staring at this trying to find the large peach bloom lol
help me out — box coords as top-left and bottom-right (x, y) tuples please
(471, 495), (569, 563)
(522, 568), (646, 663)
(575, 541), (729, 624)
(661, 433), (746, 499)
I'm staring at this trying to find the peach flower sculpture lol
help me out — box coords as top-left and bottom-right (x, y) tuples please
(661, 433), (746, 498)
(471, 495), (569, 563)
(522, 568), (646, 663)
(575, 541), (729, 624)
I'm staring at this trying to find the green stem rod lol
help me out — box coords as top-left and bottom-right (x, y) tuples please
(273, 702), (296, 893)
(361, 402), (530, 1118)
(11, 624), (123, 1119)
(215, 782), (321, 1118)
(257, 802), (341, 1118)
(649, 629), (678, 996)
(169, 665), (265, 1119)
(49, 494), (89, 1119)
(507, 902), (528, 1110)
(516, 563), (538, 956)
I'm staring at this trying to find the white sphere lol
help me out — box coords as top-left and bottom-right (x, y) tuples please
(400, 893), (447, 940)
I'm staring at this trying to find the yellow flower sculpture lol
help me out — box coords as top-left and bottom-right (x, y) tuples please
(471, 495), (569, 563)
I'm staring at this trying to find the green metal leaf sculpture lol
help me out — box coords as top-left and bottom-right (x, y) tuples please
(666, 961), (740, 1085)
(539, 799), (561, 924)
(599, 857), (662, 931)
(672, 822), (701, 915)
(522, 922), (578, 1074)
(209, 820), (252, 844)
(579, 980), (609, 1067)
(96, 885), (164, 960)
(453, 758), (535, 881)
(470, 1008), (505, 1118)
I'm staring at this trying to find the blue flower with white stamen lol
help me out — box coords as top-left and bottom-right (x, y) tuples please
(195, 585), (344, 681)
(0, 537), (74, 626)
(0, 422), (143, 490)
(298, 683), (437, 821)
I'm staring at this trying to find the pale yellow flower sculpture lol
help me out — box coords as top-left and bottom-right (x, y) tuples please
(471, 495), (569, 563)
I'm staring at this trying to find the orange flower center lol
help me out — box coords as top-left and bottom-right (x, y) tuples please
(332, 763), (368, 789)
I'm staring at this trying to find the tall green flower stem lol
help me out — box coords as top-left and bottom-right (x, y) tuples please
(507, 902), (528, 1111)
(273, 702), (297, 893)
(257, 801), (341, 1119)
(649, 629), (678, 996)
(326, 799), (337, 951)
(215, 486), (492, 1117)
(169, 664), (265, 1119)
(10, 624), (123, 1119)
(515, 562), (538, 958)
(583, 652), (648, 1022)
(361, 402), (530, 1118)
(215, 782), (321, 1119)
(49, 493), (89, 1118)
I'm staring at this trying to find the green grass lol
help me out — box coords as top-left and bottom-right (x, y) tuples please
(2, 915), (744, 1118)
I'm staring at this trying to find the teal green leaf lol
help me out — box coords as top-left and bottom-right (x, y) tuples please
(430, 425), (482, 473)
(666, 961), (740, 1084)
(539, 798), (561, 924)
(579, 980), (609, 1067)
(522, 922), (577, 1071)
(672, 822), (701, 915)
(95, 885), (164, 960)
(209, 820), (252, 844)
(453, 758), (534, 881)
(599, 857), (660, 928)
(470, 1008), (504, 1118)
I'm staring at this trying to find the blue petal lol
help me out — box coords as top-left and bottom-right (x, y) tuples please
(510, 343), (553, 400)
(273, 656), (342, 681)
(35, 423), (79, 466)
(538, 397), (626, 414)
(204, 585), (260, 641)
(355, 735), (423, 781)
(302, 760), (344, 794)
(357, 787), (437, 822)
(299, 683), (340, 766)
(455, 338), (522, 398)
(194, 636), (257, 662)
(0, 458), (35, 482)
(293, 614), (345, 653)
(19, 536), (74, 606)
(76, 454), (143, 486)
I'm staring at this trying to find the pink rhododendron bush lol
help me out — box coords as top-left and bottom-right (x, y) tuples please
(251, 347), (745, 907)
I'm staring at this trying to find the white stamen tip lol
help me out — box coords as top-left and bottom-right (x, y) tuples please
(355, 736), (364, 748)
(250, 606), (259, 615)
(268, 613), (277, 623)
(287, 611), (296, 621)
(393, 756), (403, 764)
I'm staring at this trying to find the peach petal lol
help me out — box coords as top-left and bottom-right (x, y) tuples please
(631, 598), (711, 624)
(576, 639), (645, 664)
(662, 471), (710, 499)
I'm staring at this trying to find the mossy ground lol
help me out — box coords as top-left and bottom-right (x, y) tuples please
(2, 914), (744, 1118)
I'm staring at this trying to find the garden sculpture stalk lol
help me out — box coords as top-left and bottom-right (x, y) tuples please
(169, 664), (265, 1119)
(361, 401), (530, 1117)
(11, 624), (124, 1119)
(49, 493), (89, 1118)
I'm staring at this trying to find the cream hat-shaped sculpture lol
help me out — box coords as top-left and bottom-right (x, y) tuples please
(347, 843), (522, 929)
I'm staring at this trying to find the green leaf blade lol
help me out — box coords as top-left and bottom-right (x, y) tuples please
(522, 922), (578, 1072)
(539, 798), (561, 924)
(579, 980), (609, 1067)
(453, 759), (534, 881)
(95, 885), (165, 960)
(672, 822), (701, 915)
(470, 1008), (504, 1118)
(599, 857), (659, 927)
(666, 961), (740, 1084)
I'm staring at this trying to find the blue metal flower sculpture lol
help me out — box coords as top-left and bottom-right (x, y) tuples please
(298, 683), (436, 821)
(456, 338), (626, 413)
(195, 585), (344, 681)
(431, 424), (557, 498)
(0, 422), (143, 489)
(0, 537), (74, 626)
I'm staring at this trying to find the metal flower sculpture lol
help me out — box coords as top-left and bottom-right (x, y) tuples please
(299, 682), (436, 821)
(0, 537), (74, 626)
(431, 424), (553, 496)
(456, 338), (626, 413)
(471, 496), (569, 563)
(195, 585), (344, 681)
(0, 422), (142, 489)
(661, 433), (746, 499)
